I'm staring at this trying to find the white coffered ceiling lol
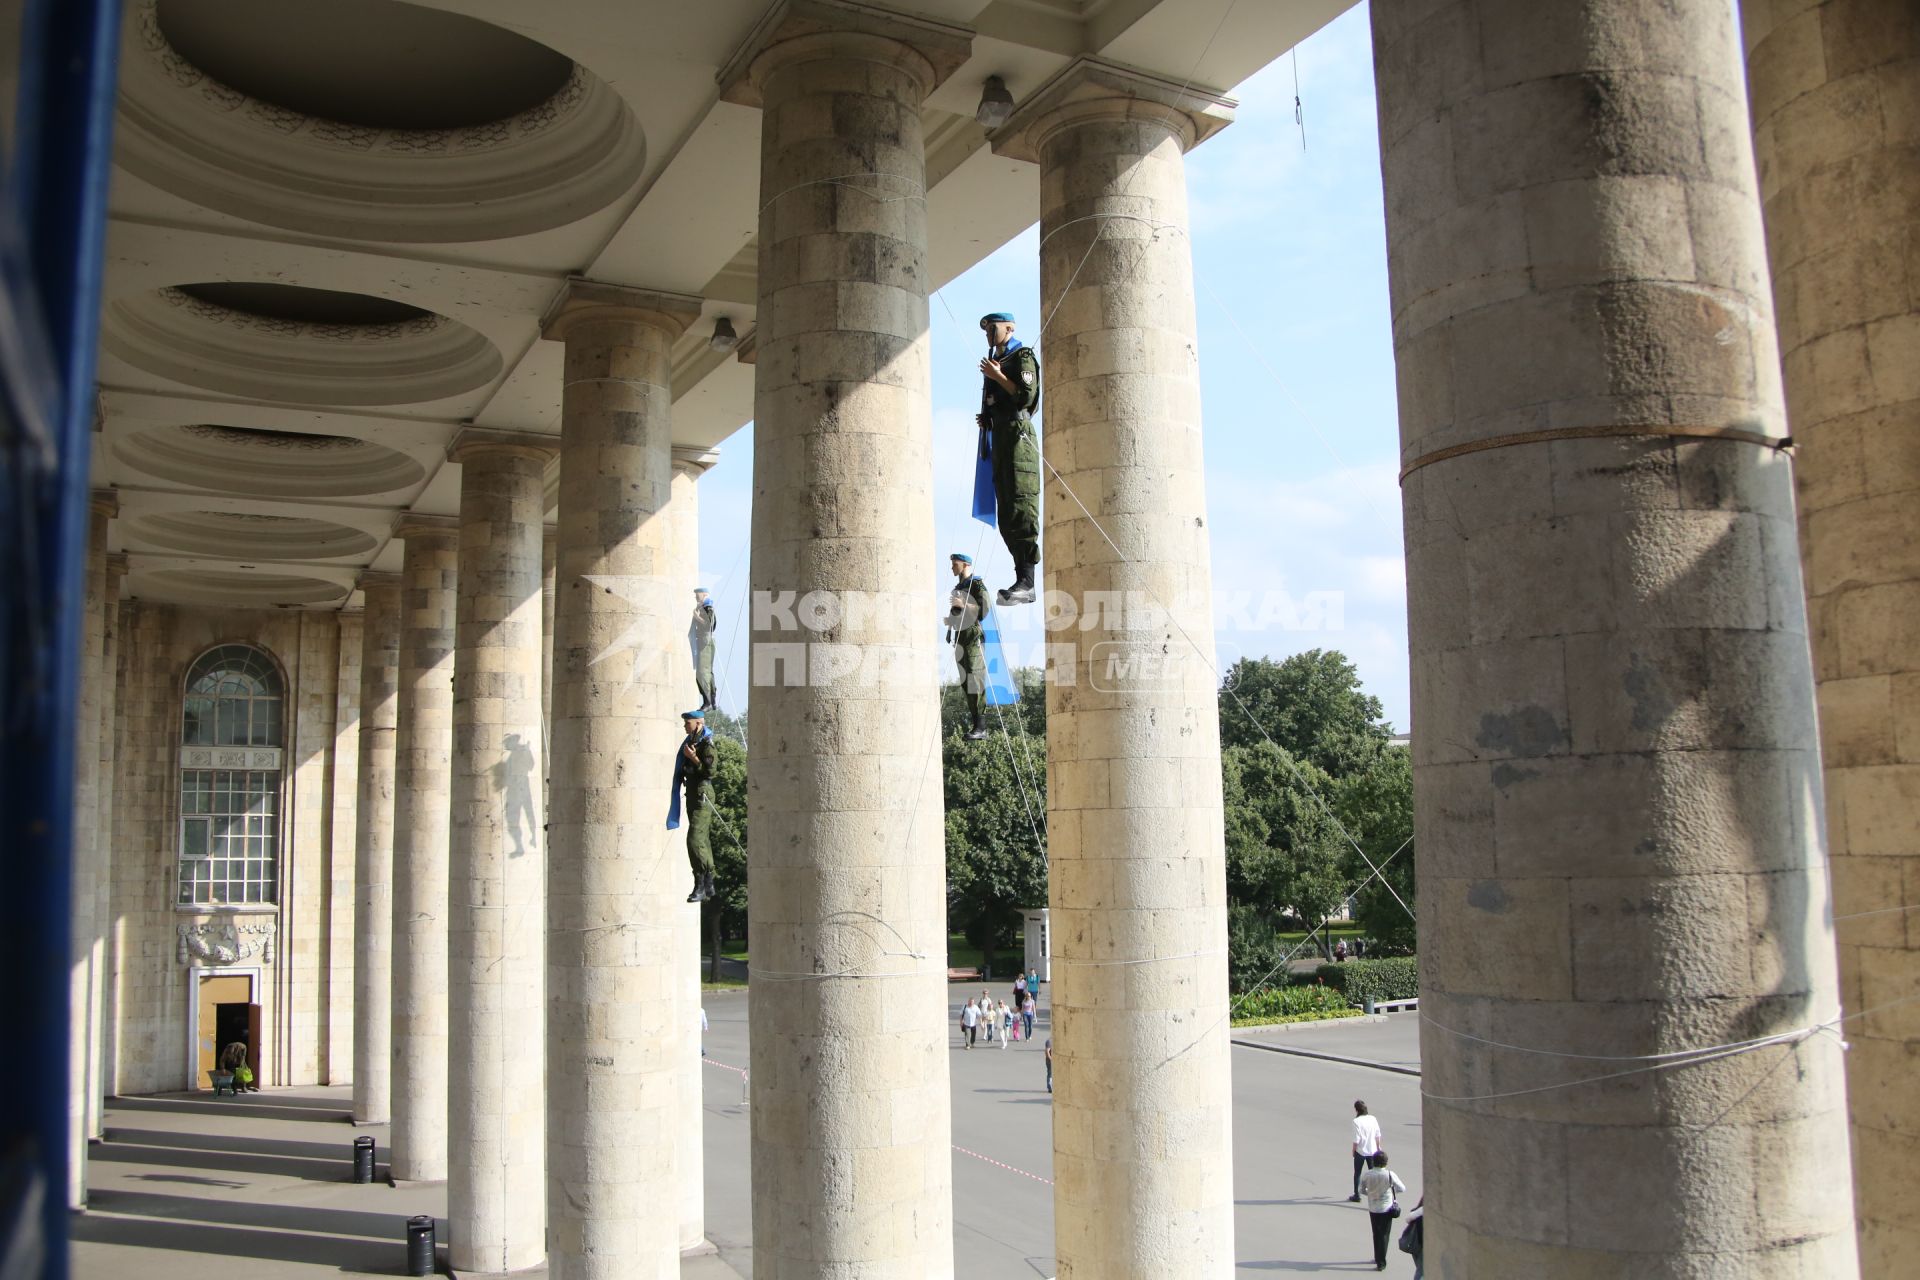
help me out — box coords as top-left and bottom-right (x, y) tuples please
(94, 0), (1353, 610)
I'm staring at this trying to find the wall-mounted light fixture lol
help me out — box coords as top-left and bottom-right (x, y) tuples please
(976, 76), (1014, 130)
(709, 317), (738, 352)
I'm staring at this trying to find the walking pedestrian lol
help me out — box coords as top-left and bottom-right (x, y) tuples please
(1358, 1152), (1405, 1271)
(961, 998), (980, 1048)
(1044, 1036), (1052, 1093)
(998, 1000), (1012, 1048)
(982, 990), (997, 1042)
(1399, 1199), (1424, 1278)
(1021, 991), (1035, 1041)
(1349, 1100), (1382, 1201)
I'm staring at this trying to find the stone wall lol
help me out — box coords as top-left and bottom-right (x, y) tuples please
(109, 602), (350, 1094)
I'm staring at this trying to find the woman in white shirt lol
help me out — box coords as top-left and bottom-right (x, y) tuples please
(1350, 1100), (1383, 1201)
(1358, 1151), (1406, 1271)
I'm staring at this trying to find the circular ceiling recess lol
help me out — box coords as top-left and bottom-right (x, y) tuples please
(130, 510), (379, 560)
(155, 0), (573, 131)
(100, 285), (502, 406)
(113, 424), (427, 498)
(116, 0), (646, 242)
(145, 569), (351, 608)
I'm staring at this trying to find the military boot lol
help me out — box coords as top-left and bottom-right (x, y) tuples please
(998, 563), (1036, 605)
(966, 712), (989, 741)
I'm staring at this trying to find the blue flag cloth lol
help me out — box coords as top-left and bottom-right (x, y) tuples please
(972, 337), (1025, 527)
(666, 728), (713, 830)
(979, 605), (1020, 707)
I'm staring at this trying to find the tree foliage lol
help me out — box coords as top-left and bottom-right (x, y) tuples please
(1335, 744), (1415, 952)
(1222, 741), (1351, 950)
(940, 669), (1048, 971)
(702, 731), (750, 943)
(1218, 649), (1391, 775)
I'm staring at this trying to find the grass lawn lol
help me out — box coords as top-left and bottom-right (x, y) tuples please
(1231, 1008), (1363, 1029)
(701, 976), (748, 991)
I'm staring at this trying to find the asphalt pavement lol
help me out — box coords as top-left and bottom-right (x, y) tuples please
(700, 988), (1425, 1278)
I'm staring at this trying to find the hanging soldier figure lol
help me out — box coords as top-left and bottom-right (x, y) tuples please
(945, 552), (992, 740)
(690, 586), (718, 712)
(668, 709), (716, 902)
(974, 311), (1041, 604)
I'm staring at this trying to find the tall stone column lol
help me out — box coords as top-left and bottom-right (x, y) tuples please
(1373, 3), (1857, 1273)
(1744, 5), (1920, 1270)
(720, 6), (969, 1275)
(352, 572), (402, 1125)
(68, 493), (112, 1206)
(542, 526), (556, 743)
(994, 62), (1235, 1279)
(90, 551), (124, 1139)
(538, 283), (698, 1280)
(390, 516), (458, 1184)
(669, 444), (719, 1253)
(446, 431), (554, 1276)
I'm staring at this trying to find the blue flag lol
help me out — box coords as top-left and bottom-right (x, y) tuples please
(979, 605), (1020, 708)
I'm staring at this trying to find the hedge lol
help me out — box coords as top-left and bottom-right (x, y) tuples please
(1232, 984), (1351, 1022)
(1315, 956), (1418, 1008)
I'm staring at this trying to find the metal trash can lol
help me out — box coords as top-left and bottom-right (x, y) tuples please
(351, 1135), (375, 1184)
(404, 1215), (436, 1276)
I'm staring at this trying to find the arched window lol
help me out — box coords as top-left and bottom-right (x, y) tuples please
(178, 645), (284, 906)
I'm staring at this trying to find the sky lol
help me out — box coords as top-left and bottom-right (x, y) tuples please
(693, 4), (1410, 732)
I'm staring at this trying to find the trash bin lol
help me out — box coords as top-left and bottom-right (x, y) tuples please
(405, 1215), (436, 1277)
(352, 1134), (375, 1184)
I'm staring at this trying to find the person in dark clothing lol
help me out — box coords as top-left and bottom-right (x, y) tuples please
(669, 709), (716, 902)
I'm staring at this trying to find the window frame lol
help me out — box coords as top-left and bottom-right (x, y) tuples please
(175, 643), (288, 911)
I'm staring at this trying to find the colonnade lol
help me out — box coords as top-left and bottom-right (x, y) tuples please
(64, 0), (1916, 1275)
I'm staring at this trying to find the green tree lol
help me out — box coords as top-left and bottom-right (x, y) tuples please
(701, 733), (750, 977)
(1217, 650), (1391, 775)
(1335, 743), (1415, 952)
(1222, 741), (1351, 957)
(940, 669), (1047, 973)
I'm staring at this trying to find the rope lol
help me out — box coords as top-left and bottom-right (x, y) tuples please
(1398, 424), (1788, 483)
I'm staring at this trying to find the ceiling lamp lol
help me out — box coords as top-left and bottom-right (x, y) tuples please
(709, 317), (738, 352)
(976, 76), (1014, 130)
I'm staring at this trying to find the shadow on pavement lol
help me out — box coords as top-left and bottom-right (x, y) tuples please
(92, 1141), (352, 1182)
(110, 1095), (353, 1124)
(87, 1188), (432, 1241)
(105, 1127), (366, 1162)
(70, 1213), (439, 1275)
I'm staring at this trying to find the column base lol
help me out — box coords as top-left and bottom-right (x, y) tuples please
(681, 1237), (717, 1257)
(351, 1116), (389, 1128)
(450, 1267), (546, 1280)
(386, 1175), (446, 1189)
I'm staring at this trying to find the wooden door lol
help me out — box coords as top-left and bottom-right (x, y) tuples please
(196, 974), (249, 1088)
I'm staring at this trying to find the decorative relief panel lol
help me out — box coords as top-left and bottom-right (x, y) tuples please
(180, 747), (282, 770)
(177, 918), (277, 965)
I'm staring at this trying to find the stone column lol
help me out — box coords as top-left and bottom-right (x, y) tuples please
(90, 552), (124, 1139)
(352, 572), (402, 1125)
(540, 283), (699, 1280)
(542, 526), (556, 743)
(720, 6), (969, 1275)
(1373, 3), (1857, 1273)
(68, 493), (112, 1206)
(446, 431), (554, 1276)
(670, 444), (719, 1253)
(1743, 5), (1920, 1271)
(993, 62), (1235, 1279)
(390, 516), (458, 1184)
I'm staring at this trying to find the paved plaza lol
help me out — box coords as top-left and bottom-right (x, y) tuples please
(74, 990), (1424, 1278)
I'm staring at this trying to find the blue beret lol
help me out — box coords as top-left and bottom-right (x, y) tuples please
(950, 552), (972, 564)
(979, 312), (1015, 327)
(694, 586), (710, 593)
(681, 709), (706, 720)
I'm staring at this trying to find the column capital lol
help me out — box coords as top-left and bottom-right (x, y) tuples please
(357, 570), (404, 593)
(90, 489), (119, 519)
(717, 0), (971, 107)
(446, 427), (559, 465)
(990, 57), (1235, 164)
(671, 446), (722, 476)
(541, 279), (704, 344)
(393, 512), (461, 543)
